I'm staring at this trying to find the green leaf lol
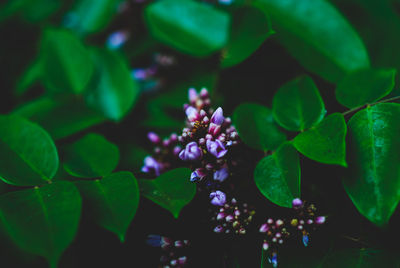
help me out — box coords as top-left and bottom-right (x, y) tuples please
(15, 59), (43, 96)
(293, 113), (347, 166)
(13, 96), (105, 140)
(233, 103), (286, 151)
(138, 168), (195, 218)
(343, 103), (400, 226)
(0, 0), (60, 22)
(253, 0), (370, 82)
(67, 0), (119, 35)
(75, 171), (139, 242)
(85, 48), (140, 121)
(272, 75), (326, 131)
(144, 0), (230, 57)
(254, 143), (300, 208)
(63, 133), (119, 178)
(0, 115), (59, 186)
(221, 6), (274, 68)
(0, 181), (82, 268)
(41, 28), (94, 94)
(335, 69), (396, 108)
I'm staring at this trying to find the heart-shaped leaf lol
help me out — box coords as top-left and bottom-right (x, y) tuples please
(233, 103), (286, 151)
(63, 133), (119, 178)
(273, 75), (326, 131)
(0, 181), (82, 268)
(75, 171), (139, 242)
(343, 103), (400, 226)
(335, 68), (396, 109)
(138, 168), (194, 219)
(144, 0), (230, 57)
(252, 0), (370, 82)
(0, 115), (59, 186)
(254, 143), (300, 208)
(293, 113), (347, 166)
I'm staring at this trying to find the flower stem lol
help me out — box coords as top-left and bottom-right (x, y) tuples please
(342, 95), (400, 117)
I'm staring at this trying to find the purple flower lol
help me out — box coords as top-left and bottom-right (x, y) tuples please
(190, 168), (206, 182)
(141, 156), (162, 176)
(210, 190), (226, 206)
(147, 132), (161, 144)
(179, 142), (203, 161)
(106, 30), (129, 49)
(188, 88), (198, 103)
(185, 106), (200, 122)
(211, 107), (224, 125)
(213, 166), (229, 182)
(259, 224), (269, 233)
(206, 140), (228, 158)
(315, 216), (326, 225)
(292, 198), (303, 209)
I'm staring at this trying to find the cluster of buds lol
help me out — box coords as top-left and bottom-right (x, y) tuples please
(178, 88), (240, 188)
(141, 132), (181, 177)
(146, 235), (190, 267)
(210, 194), (255, 235)
(259, 198), (326, 267)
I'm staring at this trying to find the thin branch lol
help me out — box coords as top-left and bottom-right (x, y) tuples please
(342, 95), (400, 117)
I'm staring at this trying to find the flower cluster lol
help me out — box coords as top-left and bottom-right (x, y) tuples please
(146, 235), (190, 267)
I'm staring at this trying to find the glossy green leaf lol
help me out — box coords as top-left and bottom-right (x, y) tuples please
(13, 96), (105, 140)
(273, 76), (326, 131)
(144, 0), (230, 57)
(75, 171), (139, 242)
(138, 168), (195, 219)
(254, 143), (300, 208)
(233, 103), (286, 151)
(0, 115), (59, 186)
(0, 181), (82, 268)
(293, 113), (347, 166)
(221, 6), (274, 68)
(253, 0), (370, 82)
(85, 48), (139, 121)
(63, 133), (119, 178)
(343, 103), (400, 226)
(41, 28), (94, 94)
(67, 0), (119, 35)
(335, 69), (396, 108)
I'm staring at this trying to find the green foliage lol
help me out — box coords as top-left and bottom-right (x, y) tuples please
(63, 133), (120, 178)
(85, 48), (140, 121)
(221, 6), (274, 68)
(138, 168), (195, 219)
(273, 76), (326, 131)
(253, 0), (370, 82)
(335, 69), (396, 108)
(0, 181), (82, 268)
(40, 28), (94, 94)
(0, 0), (60, 22)
(233, 103), (286, 151)
(144, 0), (230, 57)
(75, 171), (139, 242)
(343, 103), (400, 226)
(254, 143), (300, 208)
(0, 115), (59, 186)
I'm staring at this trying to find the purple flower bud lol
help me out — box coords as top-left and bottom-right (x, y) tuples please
(185, 106), (200, 122)
(190, 168), (206, 182)
(174, 240), (183, 248)
(169, 133), (178, 142)
(206, 140), (228, 158)
(199, 138), (206, 145)
(259, 224), (269, 233)
(200, 88), (209, 98)
(292, 198), (303, 208)
(205, 134), (213, 140)
(210, 190), (226, 206)
(211, 107), (224, 125)
(263, 242), (269, 251)
(179, 142), (203, 161)
(170, 259), (177, 266)
(178, 256), (187, 265)
(173, 146), (182, 156)
(188, 88), (198, 103)
(213, 167), (229, 182)
(203, 116), (209, 124)
(217, 212), (225, 220)
(106, 30), (129, 50)
(214, 225), (224, 233)
(303, 235), (309, 247)
(315, 216), (326, 225)
(225, 215), (234, 222)
(141, 156), (162, 176)
(200, 109), (207, 117)
(208, 123), (221, 136)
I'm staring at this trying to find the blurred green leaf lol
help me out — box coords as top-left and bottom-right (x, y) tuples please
(138, 168), (194, 219)
(343, 103), (400, 226)
(41, 28), (94, 94)
(273, 75), (326, 131)
(335, 69), (396, 108)
(221, 6), (274, 68)
(85, 48), (139, 121)
(233, 103), (286, 151)
(144, 0), (230, 57)
(293, 113), (347, 166)
(75, 171), (139, 242)
(0, 181), (82, 268)
(0, 0), (60, 22)
(67, 0), (119, 35)
(253, 0), (370, 82)
(254, 143), (300, 208)
(13, 96), (105, 140)
(15, 59), (43, 96)
(0, 115), (59, 186)
(63, 133), (119, 178)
